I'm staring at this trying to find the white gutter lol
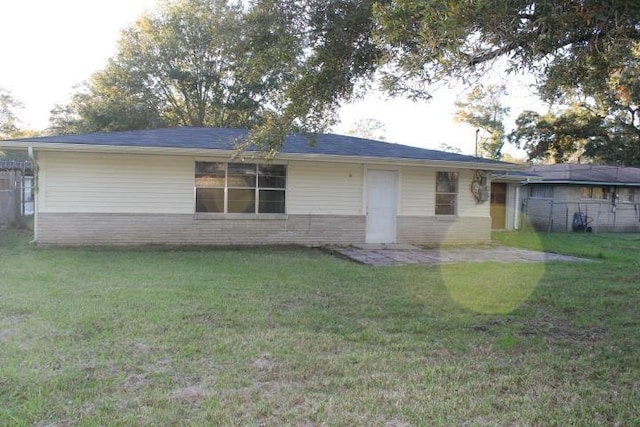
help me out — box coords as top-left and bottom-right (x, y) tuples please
(27, 145), (38, 242)
(514, 185), (521, 230)
(534, 180), (640, 187)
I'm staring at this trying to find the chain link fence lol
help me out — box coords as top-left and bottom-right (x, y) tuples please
(522, 198), (640, 233)
(0, 169), (33, 229)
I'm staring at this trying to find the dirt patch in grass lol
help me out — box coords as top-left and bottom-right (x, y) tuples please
(123, 373), (153, 392)
(473, 311), (606, 347)
(520, 316), (606, 346)
(252, 354), (275, 371)
(184, 312), (222, 327)
(384, 419), (412, 427)
(278, 298), (305, 312)
(0, 327), (18, 342)
(133, 342), (152, 355)
(171, 385), (206, 406)
(0, 314), (30, 343)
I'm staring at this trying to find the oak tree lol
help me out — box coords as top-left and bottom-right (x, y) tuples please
(0, 87), (22, 138)
(510, 45), (640, 166)
(253, 0), (640, 149)
(454, 84), (510, 159)
(50, 0), (271, 133)
(49, 0), (640, 157)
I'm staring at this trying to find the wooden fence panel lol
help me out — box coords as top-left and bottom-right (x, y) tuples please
(0, 171), (21, 228)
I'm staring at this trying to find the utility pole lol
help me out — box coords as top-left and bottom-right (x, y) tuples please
(475, 129), (480, 157)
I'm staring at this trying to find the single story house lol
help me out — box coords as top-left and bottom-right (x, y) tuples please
(0, 127), (520, 246)
(514, 164), (640, 232)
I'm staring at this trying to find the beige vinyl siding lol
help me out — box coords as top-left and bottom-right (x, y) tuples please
(38, 151), (194, 214)
(37, 151), (489, 218)
(398, 216), (491, 245)
(287, 161), (363, 215)
(399, 167), (489, 217)
(457, 169), (490, 217)
(399, 166), (433, 215)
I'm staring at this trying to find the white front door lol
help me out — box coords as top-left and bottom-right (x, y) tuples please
(366, 170), (397, 244)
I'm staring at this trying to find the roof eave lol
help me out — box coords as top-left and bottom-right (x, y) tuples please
(532, 180), (640, 187)
(493, 175), (543, 183)
(276, 152), (519, 170)
(11, 141), (520, 171)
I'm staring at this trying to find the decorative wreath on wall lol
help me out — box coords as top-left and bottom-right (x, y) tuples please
(471, 170), (489, 203)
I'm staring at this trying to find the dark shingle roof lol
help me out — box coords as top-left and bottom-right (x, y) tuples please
(528, 164), (640, 185)
(493, 170), (542, 181)
(11, 127), (509, 166)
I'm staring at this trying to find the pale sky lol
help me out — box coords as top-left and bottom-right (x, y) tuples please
(0, 0), (542, 156)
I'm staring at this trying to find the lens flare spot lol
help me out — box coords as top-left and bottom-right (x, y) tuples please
(442, 262), (543, 314)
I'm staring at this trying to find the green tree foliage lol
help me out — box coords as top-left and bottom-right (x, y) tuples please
(50, 0), (278, 134)
(243, 0), (383, 150)
(454, 84), (510, 159)
(48, 0), (640, 155)
(346, 118), (386, 140)
(508, 107), (603, 163)
(438, 143), (462, 154)
(49, 78), (164, 135)
(374, 1), (640, 98)
(0, 87), (22, 138)
(250, 0), (640, 149)
(510, 102), (640, 166)
(510, 46), (640, 166)
(50, 0), (384, 145)
(0, 88), (27, 159)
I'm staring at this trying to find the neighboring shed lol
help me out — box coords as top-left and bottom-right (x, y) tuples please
(521, 164), (640, 232)
(0, 127), (519, 246)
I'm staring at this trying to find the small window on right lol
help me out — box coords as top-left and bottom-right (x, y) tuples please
(627, 188), (636, 203)
(529, 185), (554, 199)
(435, 171), (458, 215)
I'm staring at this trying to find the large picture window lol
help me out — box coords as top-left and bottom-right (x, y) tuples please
(435, 171), (458, 215)
(195, 162), (286, 214)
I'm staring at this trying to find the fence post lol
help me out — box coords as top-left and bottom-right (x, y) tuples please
(17, 172), (23, 217)
(547, 200), (554, 232)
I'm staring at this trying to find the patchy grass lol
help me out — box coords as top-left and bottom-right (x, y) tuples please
(493, 229), (640, 263)
(1, 228), (639, 426)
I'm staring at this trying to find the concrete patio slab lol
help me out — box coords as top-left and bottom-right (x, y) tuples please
(329, 245), (590, 266)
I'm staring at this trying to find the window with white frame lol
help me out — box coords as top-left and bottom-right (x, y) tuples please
(435, 171), (458, 215)
(579, 186), (608, 200)
(195, 162), (286, 214)
(627, 188), (637, 202)
(529, 185), (554, 199)
(579, 186), (591, 199)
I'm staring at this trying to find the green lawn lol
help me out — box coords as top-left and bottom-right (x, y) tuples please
(1, 228), (638, 426)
